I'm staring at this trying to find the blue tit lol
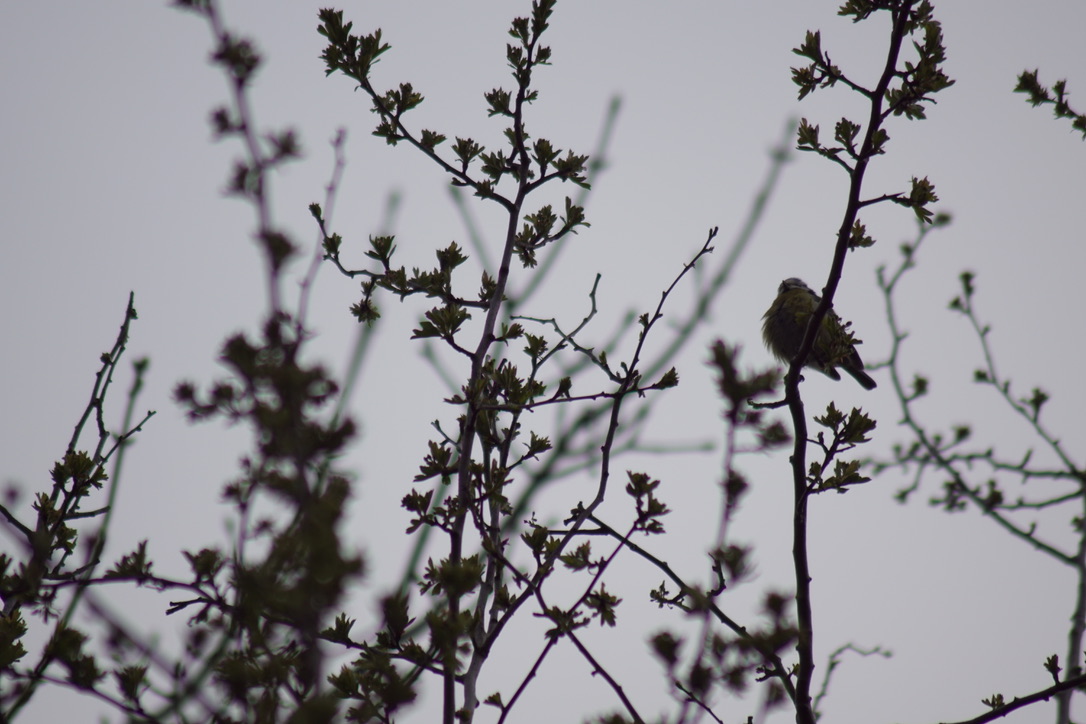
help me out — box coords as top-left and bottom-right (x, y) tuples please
(762, 277), (877, 390)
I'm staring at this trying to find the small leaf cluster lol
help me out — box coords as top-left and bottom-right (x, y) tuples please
(881, 2), (954, 121)
(316, 199), (488, 326)
(514, 197), (589, 268)
(791, 30), (845, 101)
(809, 404), (876, 493)
(709, 341), (789, 449)
(626, 472), (670, 535)
(325, 601), (422, 722)
(1015, 70), (1086, 139)
(177, 318), (353, 465)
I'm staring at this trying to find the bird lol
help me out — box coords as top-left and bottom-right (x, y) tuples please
(762, 277), (877, 390)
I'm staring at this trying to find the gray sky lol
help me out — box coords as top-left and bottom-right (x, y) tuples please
(2, 2), (1084, 722)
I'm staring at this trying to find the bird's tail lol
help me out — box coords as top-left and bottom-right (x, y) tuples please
(844, 365), (877, 390)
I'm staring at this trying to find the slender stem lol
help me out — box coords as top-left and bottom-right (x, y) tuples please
(497, 640), (557, 724)
(565, 629), (645, 723)
(787, 8), (915, 722)
(938, 672), (1086, 724)
(1057, 495), (1086, 724)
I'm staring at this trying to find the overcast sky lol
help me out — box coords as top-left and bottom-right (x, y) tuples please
(2, 2), (1085, 723)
